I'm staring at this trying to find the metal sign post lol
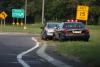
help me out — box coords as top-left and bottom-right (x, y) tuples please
(12, 18), (15, 26)
(1, 19), (3, 27)
(21, 19), (24, 26)
(0, 11), (8, 27)
(17, 18), (19, 26)
(24, 0), (27, 29)
(3, 19), (6, 27)
(12, 9), (25, 28)
(42, 0), (45, 25)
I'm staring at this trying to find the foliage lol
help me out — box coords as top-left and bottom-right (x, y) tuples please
(34, 0), (100, 24)
(0, 0), (100, 24)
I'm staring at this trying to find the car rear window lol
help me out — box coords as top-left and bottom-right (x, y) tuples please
(47, 23), (59, 28)
(63, 23), (85, 29)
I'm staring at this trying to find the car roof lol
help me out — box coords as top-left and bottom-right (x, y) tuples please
(59, 22), (85, 28)
(47, 22), (61, 24)
(46, 22), (61, 26)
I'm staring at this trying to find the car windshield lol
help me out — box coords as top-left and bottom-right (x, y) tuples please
(47, 23), (59, 28)
(63, 22), (85, 29)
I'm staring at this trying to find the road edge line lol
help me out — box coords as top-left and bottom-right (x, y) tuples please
(37, 42), (73, 67)
(17, 37), (39, 67)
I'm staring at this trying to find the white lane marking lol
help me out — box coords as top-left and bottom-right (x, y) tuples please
(17, 37), (39, 67)
(37, 42), (73, 67)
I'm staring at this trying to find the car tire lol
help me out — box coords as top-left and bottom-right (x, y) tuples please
(59, 34), (65, 41)
(53, 34), (57, 41)
(42, 32), (48, 40)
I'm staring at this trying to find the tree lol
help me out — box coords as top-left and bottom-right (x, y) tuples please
(0, 0), (100, 24)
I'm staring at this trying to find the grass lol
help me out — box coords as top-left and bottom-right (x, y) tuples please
(0, 23), (42, 34)
(57, 25), (100, 67)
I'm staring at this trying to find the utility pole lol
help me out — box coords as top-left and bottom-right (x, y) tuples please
(24, 0), (27, 29)
(42, 0), (45, 25)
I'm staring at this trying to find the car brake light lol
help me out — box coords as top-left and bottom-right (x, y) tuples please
(71, 20), (74, 22)
(67, 20), (70, 22)
(63, 29), (68, 33)
(86, 28), (89, 33)
(86, 29), (89, 33)
(75, 20), (78, 22)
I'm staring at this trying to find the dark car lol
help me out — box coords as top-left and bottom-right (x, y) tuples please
(41, 22), (61, 40)
(53, 22), (90, 41)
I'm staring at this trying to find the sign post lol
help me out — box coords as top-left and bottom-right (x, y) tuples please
(0, 11), (8, 27)
(1, 19), (3, 27)
(24, 0), (27, 29)
(12, 9), (25, 27)
(76, 5), (89, 25)
(12, 18), (15, 26)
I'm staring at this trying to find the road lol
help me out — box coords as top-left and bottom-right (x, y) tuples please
(0, 34), (55, 67)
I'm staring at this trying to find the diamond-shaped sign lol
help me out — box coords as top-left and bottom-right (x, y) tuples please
(0, 11), (8, 19)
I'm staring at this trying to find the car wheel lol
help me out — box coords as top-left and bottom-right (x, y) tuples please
(59, 34), (65, 41)
(53, 34), (57, 41)
(42, 32), (48, 40)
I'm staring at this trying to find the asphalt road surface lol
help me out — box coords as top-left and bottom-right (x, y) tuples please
(0, 34), (55, 67)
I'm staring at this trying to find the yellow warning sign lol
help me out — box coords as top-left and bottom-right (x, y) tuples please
(76, 5), (89, 21)
(0, 11), (8, 19)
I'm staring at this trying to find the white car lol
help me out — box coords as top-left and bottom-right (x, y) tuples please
(41, 22), (61, 40)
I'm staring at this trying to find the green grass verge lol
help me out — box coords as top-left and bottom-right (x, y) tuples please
(57, 25), (100, 67)
(0, 23), (42, 34)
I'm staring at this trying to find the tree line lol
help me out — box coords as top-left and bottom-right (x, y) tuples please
(0, 0), (100, 25)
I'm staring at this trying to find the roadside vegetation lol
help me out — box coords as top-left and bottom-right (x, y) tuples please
(0, 0), (100, 24)
(56, 25), (100, 67)
(0, 23), (42, 34)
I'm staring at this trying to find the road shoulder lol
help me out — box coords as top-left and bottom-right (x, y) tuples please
(45, 42), (87, 67)
(37, 41), (72, 67)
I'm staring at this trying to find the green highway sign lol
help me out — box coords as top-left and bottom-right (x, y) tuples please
(12, 9), (24, 18)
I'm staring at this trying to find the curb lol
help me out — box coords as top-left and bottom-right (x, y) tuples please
(37, 42), (73, 67)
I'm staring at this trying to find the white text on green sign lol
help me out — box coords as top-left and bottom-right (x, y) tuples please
(12, 9), (24, 18)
